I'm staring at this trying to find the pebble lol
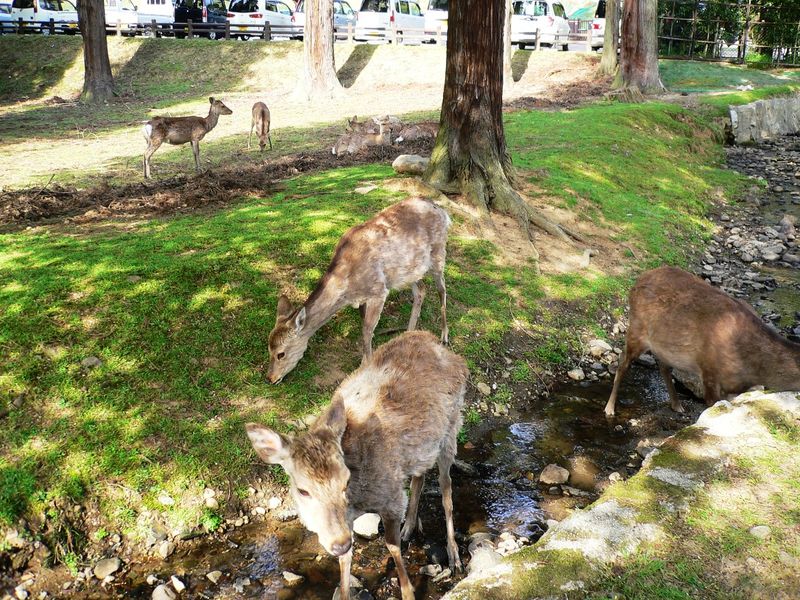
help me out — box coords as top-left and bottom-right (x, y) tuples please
(146, 574), (159, 586)
(432, 567), (452, 583)
(157, 541), (175, 559)
(466, 546), (502, 575)
(609, 471), (623, 483)
(170, 576), (186, 593)
(353, 513), (381, 539)
(233, 577), (251, 593)
(419, 564), (442, 577)
(567, 367), (585, 381)
(205, 497), (219, 509)
(476, 382), (491, 396)
(539, 464), (569, 485)
(14, 587), (29, 600)
(282, 571), (304, 585)
(151, 584), (176, 600)
(206, 570), (223, 584)
(268, 496), (282, 510)
(749, 525), (771, 539)
(93, 558), (122, 580)
(157, 493), (175, 506)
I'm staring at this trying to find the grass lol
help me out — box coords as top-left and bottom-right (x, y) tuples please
(660, 59), (800, 94)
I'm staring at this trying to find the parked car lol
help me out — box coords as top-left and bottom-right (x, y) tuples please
(511, 0), (570, 50)
(354, 0), (424, 44)
(590, 0), (605, 50)
(9, 0), (78, 34)
(423, 0), (446, 40)
(174, 0), (228, 39)
(0, 1), (15, 32)
(104, 0), (139, 35)
(227, 0), (294, 40)
(291, 0), (355, 40)
(137, 0), (174, 28)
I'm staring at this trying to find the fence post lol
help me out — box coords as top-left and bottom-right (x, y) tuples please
(535, 28), (540, 51)
(347, 23), (353, 42)
(116, 19), (122, 35)
(49, 17), (55, 34)
(740, 0), (751, 64)
(150, 19), (157, 37)
(437, 23), (442, 44)
(225, 20), (230, 40)
(187, 18), (192, 38)
(263, 21), (271, 40)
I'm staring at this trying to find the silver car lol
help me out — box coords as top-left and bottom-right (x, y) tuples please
(291, 0), (356, 40)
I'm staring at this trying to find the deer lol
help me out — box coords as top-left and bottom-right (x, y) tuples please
(332, 120), (391, 155)
(248, 101), (272, 152)
(267, 197), (450, 384)
(246, 330), (468, 600)
(394, 121), (439, 143)
(142, 97), (232, 179)
(345, 115), (378, 134)
(604, 266), (800, 417)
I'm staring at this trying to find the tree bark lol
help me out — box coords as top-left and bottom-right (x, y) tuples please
(615, 0), (664, 95)
(599, 0), (620, 75)
(77, 0), (114, 103)
(300, 0), (341, 100)
(424, 0), (579, 250)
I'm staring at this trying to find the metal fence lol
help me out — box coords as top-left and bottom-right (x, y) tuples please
(658, 0), (800, 66)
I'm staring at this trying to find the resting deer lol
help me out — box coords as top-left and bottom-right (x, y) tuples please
(345, 115), (378, 134)
(142, 97), (232, 179)
(394, 121), (439, 143)
(332, 120), (391, 155)
(267, 197), (450, 384)
(248, 101), (272, 151)
(604, 266), (800, 417)
(246, 330), (468, 600)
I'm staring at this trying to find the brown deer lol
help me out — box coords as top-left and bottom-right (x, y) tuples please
(246, 330), (468, 600)
(142, 97), (232, 179)
(604, 266), (800, 417)
(248, 101), (272, 151)
(332, 120), (391, 155)
(267, 197), (450, 384)
(345, 115), (378, 134)
(394, 121), (439, 143)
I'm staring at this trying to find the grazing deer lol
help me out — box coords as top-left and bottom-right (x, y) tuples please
(142, 97), (232, 179)
(394, 121), (439, 143)
(267, 197), (450, 384)
(246, 330), (468, 600)
(332, 120), (391, 155)
(604, 266), (800, 417)
(248, 101), (272, 151)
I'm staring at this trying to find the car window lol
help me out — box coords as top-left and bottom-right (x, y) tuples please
(0, 3), (11, 12)
(409, 1), (420, 16)
(428, 0), (445, 9)
(294, 0), (303, 10)
(553, 3), (565, 18)
(208, 0), (225, 10)
(333, 1), (342, 14)
(340, 0), (352, 14)
(594, 0), (605, 18)
(230, 0), (258, 11)
(265, 2), (276, 10)
(360, 0), (387, 12)
(398, 0), (408, 14)
(12, 0), (34, 9)
(39, 0), (71, 10)
(276, 2), (290, 14)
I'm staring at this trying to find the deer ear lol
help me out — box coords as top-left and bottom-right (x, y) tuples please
(276, 295), (294, 321)
(209, 96), (215, 104)
(246, 423), (291, 465)
(294, 307), (307, 332)
(315, 396), (346, 438)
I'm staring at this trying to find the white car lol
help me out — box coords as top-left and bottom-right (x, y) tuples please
(0, 2), (15, 32)
(227, 0), (294, 39)
(354, 0), (424, 44)
(9, 0), (78, 34)
(291, 0), (355, 39)
(511, 0), (570, 50)
(104, 0), (138, 34)
(136, 0), (173, 27)
(590, 0), (605, 50)
(423, 0), (446, 40)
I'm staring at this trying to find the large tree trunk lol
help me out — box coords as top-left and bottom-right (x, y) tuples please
(424, 0), (576, 249)
(615, 0), (664, 95)
(599, 0), (620, 75)
(300, 0), (341, 100)
(77, 0), (113, 103)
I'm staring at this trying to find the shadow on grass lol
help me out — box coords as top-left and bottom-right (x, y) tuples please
(337, 43), (378, 88)
(511, 49), (533, 82)
(0, 36), (83, 105)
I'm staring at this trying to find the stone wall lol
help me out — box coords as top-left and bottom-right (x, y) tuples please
(729, 95), (800, 145)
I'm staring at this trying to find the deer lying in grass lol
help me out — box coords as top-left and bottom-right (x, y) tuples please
(246, 330), (468, 600)
(604, 266), (800, 416)
(332, 120), (391, 155)
(142, 97), (232, 179)
(267, 197), (450, 384)
(394, 121), (438, 143)
(248, 101), (272, 151)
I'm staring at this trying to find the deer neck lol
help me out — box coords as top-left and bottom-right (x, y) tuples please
(301, 273), (349, 337)
(205, 108), (220, 133)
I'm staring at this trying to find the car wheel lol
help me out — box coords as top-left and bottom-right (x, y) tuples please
(40, 26), (51, 35)
(562, 43), (568, 51)
(208, 30), (218, 40)
(518, 42), (526, 50)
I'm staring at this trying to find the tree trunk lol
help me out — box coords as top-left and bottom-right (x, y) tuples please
(615, 0), (664, 95)
(300, 0), (341, 100)
(424, 0), (578, 248)
(502, 0), (512, 85)
(77, 0), (114, 103)
(599, 0), (620, 75)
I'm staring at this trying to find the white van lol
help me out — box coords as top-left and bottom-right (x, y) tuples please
(9, 0), (78, 33)
(227, 0), (293, 39)
(136, 0), (173, 26)
(511, 0), (570, 50)
(354, 0), (424, 43)
(105, 0), (138, 33)
(423, 0), (445, 39)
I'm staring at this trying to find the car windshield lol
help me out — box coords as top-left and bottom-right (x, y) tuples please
(360, 0), (387, 12)
(207, 0), (225, 9)
(428, 0), (446, 9)
(229, 0), (257, 11)
(339, 0), (353, 13)
(512, 1), (546, 16)
(39, 0), (74, 10)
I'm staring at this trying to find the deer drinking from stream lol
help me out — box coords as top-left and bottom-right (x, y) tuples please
(267, 197), (450, 384)
(604, 266), (800, 417)
(246, 330), (468, 600)
(248, 101), (272, 151)
(142, 97), (232, 179)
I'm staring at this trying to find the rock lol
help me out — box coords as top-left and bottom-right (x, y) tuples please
(151, 585), (176, 600)
(539, 464), (569, 485)
(432, 567), (452, 583)
(761, 251), (780, 261)
(157, 493), (175, 506)
(255, 506), (266, 515)
(749, 525), (771, 539)
(127, 275), (142, 283)
(741, 252), (755, 263)
(609, 472), (623, 483)
(14, 587), (29, 600)
(205, 497), (219, 510)
(170, 576), (185, 593)
(268, 496), (282, 510)
(783, 253), (800, 263)
(206, 571), (222, 584)
(392, 154), (430, 176)
(546, 518), (559, 529)
(466, 545), (502, 575)
(333, 586), (373, 600)
(146, 574), (160, 586)
(157, 541), (175, 559)
(232, 577), (251, 593)
(419, 564), (442, 577)
(93, 558), (121, 580)
(567, 367), (585, 381)
(353, 513), (381, 539)
(476, 382), (491, 396)
(354, 184), (378, 195)
(467, 532), (495, 555)
(274, 508), (298, 521)
(282, 571), (304, 585)
(81, 356), (102, 368)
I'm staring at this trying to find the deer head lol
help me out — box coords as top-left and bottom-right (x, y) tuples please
(267, 295), (310, 383)
(209, 96), (233, 116)
(245, 397), (352, 556)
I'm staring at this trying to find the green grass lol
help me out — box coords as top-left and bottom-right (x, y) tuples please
(660, 59), (800, 94)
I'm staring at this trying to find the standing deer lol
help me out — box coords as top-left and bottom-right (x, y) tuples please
(142, 97), (232, 179)
(604, 266), (800, 417)
(246, 330), (468, 600)
(332, 120), (391, 155)
(248, 101), (272, 151)
(267, 197), (450, 384)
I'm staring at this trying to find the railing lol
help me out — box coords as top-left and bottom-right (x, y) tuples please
(0, 18), (80, 35)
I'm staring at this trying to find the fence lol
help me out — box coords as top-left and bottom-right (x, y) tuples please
(657, 0), (800, 66)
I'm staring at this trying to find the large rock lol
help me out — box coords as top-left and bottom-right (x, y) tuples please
(729, 95), (800, 144)
(353, 513), (381, 539)
(392, 154), (430, 176)
(539, 464), (569, 485)
(93, 558), (121, 580)
(152, 585), (177, 600)
(466, 545), (503, 576)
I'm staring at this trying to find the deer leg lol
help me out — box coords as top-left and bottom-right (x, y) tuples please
(604, 335), (645, 417)
(381, 514), (414, 600)
(432, 266), (448, 345)
(401, 474), (425, 542)
(437, 454), (461, 573)
(248, 123), (253, 149)
(143, 140), (162, 179)
(701, 371), (721, 407)
(360, 293), (387, 359)
(407, 281), (426, 331)
(191, 140), (201, 172)
(337, 547), (353, 600)
(657, 360), (684, 413)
